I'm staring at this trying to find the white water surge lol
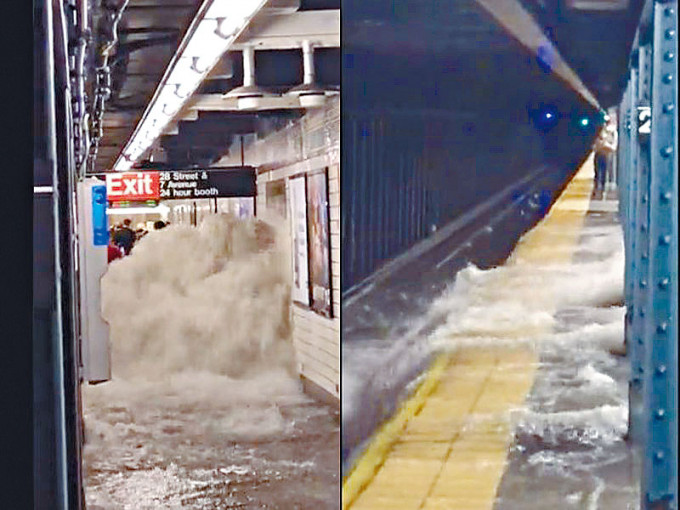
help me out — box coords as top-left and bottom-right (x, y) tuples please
(83, 214), (316, 509)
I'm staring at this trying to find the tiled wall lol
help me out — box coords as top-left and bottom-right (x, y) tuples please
(216, 97), (341, 400)
(165, 197), (255, 225)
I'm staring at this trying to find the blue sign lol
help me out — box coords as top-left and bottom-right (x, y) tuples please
(91, 185), (108, 246)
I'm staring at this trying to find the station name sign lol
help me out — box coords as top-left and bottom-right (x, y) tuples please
(106, 167), (256, 203)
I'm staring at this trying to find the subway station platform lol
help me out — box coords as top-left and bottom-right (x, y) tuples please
(343, 156), (638, 509)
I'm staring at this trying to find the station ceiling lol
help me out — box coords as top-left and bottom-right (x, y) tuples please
(516, 0), (645, 107)
(97, 0), (340, 172)
(96, 0), (201, 170)
(343, 0), (645, 109)
(98, 0), (642, 171)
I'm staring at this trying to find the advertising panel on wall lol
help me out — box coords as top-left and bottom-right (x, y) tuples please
(289, 176), (310, 306)
(307, 169), (333, 318)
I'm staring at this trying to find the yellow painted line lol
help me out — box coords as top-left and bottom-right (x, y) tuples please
(343, 353), (452, 508)
(343, 154), (596, 509)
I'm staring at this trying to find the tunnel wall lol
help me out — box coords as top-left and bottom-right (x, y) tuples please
(341, 109), (596, 294)
(216, 97), (341, 401)
(343, 111), (541, 292)
(341, 41), (600, 295)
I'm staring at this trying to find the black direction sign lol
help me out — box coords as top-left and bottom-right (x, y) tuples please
(637, 106), (651, 135)
(158, 167), (256, 199)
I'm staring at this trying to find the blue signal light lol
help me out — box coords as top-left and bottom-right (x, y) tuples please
(530, 104), (560, 132)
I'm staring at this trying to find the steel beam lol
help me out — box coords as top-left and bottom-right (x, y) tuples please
(631, 44), (653, 444)
(474, 0), (601, 109)
(263, 0), (301, 13)
(642, 2), (678, 507)
(233, 10), (339, 50)
(121, 6), (195, 30)
(188, 93), (305, 111)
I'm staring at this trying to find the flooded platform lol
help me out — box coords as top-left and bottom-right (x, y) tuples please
(82, 375), (339, 509)
(343, 156), (637, 509)
(82, 216), (340, 509)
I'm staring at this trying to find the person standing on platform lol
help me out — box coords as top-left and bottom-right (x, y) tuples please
(107, 238), (123, 263)
(113, 218), (136, 255)
(593, 121), (617, 196)
(604, 118), (618, 189)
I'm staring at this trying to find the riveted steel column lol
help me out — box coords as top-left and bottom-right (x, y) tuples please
(618, 81), (631, 223)
(623, 65), (637, 310)
(625, 56), (646, 444)
(34, 0), (69, 507)
(621, 73), (636, 304)
(623, 64), (637, 371)
(642, 2), (678, 508)
(630, 41), (654, 444)
(618, 80), (635, 326)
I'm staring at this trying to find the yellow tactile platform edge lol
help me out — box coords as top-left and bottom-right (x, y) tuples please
(343, 155), (595, 510)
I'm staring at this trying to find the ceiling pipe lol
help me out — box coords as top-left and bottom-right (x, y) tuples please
(224, 45), (275, 109)
(286, 40), (331, 108)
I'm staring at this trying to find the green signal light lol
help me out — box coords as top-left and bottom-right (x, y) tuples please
(580, 118), (590, 127)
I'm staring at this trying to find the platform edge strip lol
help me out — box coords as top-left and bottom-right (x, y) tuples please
(343, 155), (596, 509)
(342, 353), (451, 509)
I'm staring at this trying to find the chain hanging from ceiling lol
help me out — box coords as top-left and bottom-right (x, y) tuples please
(88, 0), (130, 173)
(65, 0), (130, 176)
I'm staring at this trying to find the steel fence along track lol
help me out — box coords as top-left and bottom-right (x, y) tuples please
(341, 105), (594, 297)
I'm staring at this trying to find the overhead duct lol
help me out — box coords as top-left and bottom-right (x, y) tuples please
(286, 40), (329, 108)
(224, 46), (275, 109)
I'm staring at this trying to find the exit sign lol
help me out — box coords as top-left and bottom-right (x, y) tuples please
(106, 172), (160, 202)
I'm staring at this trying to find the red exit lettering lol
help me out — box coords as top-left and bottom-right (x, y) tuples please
(106, 172), (160, 202)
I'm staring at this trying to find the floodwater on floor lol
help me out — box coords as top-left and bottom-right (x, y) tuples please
(82, 373), (339, 509)
(343, 200), (639, 508)
(494, 212), (638, 509)
(83, 214), (339, 509)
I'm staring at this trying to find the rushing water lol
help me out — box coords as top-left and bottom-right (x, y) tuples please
(494, 214), (637, 509)
(343, 206), (637, 508)
(83, 214), (339, 509)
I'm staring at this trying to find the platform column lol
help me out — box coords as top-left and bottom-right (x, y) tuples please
(618, 80), (631, 223)
(627, 51), (649, 443)
(642, 2), (678, 508)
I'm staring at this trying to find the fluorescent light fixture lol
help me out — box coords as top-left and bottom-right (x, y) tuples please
(191, 56), (209, 73)
(204, 0), (260, 20)
(117, 159), (134, 171)
(107, 204), (170, 216)
(216, 15), (251, 38)
(113, 0), (267, 170)
(182, 19), (227, 59)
